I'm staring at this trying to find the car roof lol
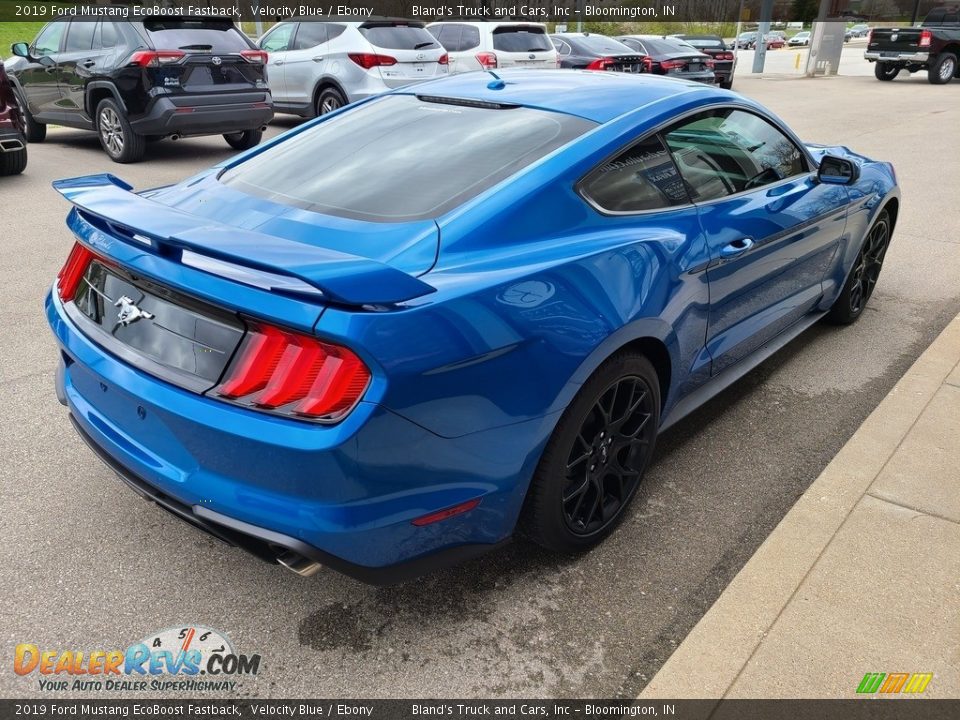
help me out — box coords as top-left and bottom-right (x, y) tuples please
(391, 68), (727, 124)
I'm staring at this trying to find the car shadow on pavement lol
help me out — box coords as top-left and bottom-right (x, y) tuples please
(41, 128), (250, 164)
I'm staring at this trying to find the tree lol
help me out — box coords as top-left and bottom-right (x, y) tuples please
(791, 0), (820, 24)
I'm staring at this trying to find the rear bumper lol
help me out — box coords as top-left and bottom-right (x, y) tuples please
(46, 290), (536, 583)
(0, 127), (25, 152)
(864, 51), (930, 63)
(130, 92), (274, 136)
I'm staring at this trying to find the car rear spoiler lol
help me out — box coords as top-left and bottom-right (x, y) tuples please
(52, 174), (437, 306)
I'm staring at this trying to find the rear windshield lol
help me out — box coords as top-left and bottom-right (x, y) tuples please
(220, 94), (595, 222)
(574, 35), (636, 55)
(142, 19), (251, 52)
(492, 26), (553, 52)
(359, 23), (440, 50)
(637, 37), (695, 54)
(677, 36), (724, 49)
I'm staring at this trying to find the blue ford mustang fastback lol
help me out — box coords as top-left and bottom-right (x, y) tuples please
(46, 70), (899, 583)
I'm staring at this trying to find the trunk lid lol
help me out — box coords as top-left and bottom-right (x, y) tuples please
(358, 21), (448, 88)
(867, 28), (925, 53)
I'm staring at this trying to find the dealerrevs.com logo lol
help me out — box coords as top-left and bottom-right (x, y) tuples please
(14, 626), (261, 693)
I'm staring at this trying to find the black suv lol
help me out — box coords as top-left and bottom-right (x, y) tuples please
(6, 18), (273, 163)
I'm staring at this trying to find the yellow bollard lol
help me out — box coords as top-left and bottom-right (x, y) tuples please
(795, 53), (801, 69)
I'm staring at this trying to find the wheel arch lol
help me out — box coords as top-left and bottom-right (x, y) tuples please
(311, 76), (349, 115)
(85, 81), (127, 120)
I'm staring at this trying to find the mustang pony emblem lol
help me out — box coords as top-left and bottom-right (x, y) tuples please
(114, 296), (154, 326)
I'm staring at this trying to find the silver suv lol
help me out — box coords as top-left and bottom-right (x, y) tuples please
(258, 20), (448, 117)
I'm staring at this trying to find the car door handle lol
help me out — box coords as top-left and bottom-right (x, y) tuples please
(272, 60), (284, 66)
(312, 56), (324, 62)
(720, 238), (755, 258)
(81, 60), (96, 68)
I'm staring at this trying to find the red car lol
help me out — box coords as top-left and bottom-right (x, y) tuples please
(0, 64), (27, 175)
(763, 33), (786, 50)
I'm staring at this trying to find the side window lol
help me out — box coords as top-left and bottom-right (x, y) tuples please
(460, 25), (480, 51)
(292, 22), (327, 50)
(327, 24), (346, 42)
(94, 22), (119, 49)
(429, 24), (458, 52)
(580, 135), (691, 213)
(663, 108), (807, 202)
(553, 38), (570, 56)
(33, 21), (67, 56)
(260, 23), (294, 52)
(621, 38), (645, 52)
(65, 21), (97, 52)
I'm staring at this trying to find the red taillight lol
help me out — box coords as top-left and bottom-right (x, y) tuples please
(642, 56), (654, 72)
(216, 323), (371, 422)
(718, 52), (734, 61)
(867, 29), (873, 44)
(660, 59), (686, 70)
(586, 56), (615, 71)
(56, 243), (95, 302)
(476, 52), (498, 69)
(411, 498), (482, 527)
(348, 53), (397, 69)
(919, 30), (932, 48)
(129, 50), (185, 67)
(438, 53), (449, 65)
(705, 59), (716, 68)
(240, 50), (268, 64)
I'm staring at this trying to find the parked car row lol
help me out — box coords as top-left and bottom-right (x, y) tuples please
(3, 18), (741, 167)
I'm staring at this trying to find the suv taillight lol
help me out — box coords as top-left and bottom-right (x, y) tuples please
(438, 53), (449, 65)
(867, 29), (873, 44)
(348, 53), (397, 69)
(919, 30), (932, 47)
(56, 242), (95, 302)
(240, 50), (268, 64)
(129, 50), (185, 67)
(476, 52), (498, 69)
(215, 323), (371, 423)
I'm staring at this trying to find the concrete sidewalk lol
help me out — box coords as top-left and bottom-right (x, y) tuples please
(640, 313), (960, 700)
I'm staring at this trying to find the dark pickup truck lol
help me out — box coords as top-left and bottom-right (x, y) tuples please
(865, 6), (960, 83)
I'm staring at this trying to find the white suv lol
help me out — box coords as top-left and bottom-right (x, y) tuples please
(426, 22), (558, 74)
(259, 20), (448, 117)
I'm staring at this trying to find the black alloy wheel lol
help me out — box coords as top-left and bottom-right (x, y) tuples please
(828, 210), (891, 324)
(521, 351), (661, 553)
(562, 375), (657, 537)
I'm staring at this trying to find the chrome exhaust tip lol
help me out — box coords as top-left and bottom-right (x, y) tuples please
(169, 134), (181, 142)
(260, 125), (267, 132)
(0, 138), (25, 152)
(276, 551), (322, 577)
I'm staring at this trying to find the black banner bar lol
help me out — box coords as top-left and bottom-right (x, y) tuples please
(1, 700), (959, 720)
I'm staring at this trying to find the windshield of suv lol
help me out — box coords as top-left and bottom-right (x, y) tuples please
(142, 19), (251, 52)
(220, 94), (596, 222)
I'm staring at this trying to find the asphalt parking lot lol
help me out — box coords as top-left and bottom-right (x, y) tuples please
(1, 72), (958, 699)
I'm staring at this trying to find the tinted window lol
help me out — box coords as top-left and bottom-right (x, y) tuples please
(34, 22), (67, 55)
(574, 35), (636, 55)
(66, 21), (96, 52)
(359, 24), (439, 50)
(492, 26), (552, 52)
(96, 21), (119, 49)
(551, 38), (571, 55)
(260, 23), (294, 52)
(429, 24), (460, 51)
(677, 36), (724, 50)
(581, 136), (690, 213)
(221, 94), (595, 222)
(142, 20), (250, 53)
(664, 109), (807, 202)
(328, 24), (346, 41)
(292, 22), (327, 49)
(460, 25), (480, 50)
(619, 37), (645, 52)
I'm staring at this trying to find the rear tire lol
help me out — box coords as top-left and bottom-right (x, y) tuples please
(720, 79), (733, 90)
(827, 210), (891, 325)
(520, 351), (660, 553)
(315, 87), (346, 117)
(874, 62), (900, 81)
(223, 129), (263, 150)
(0, 139), (27, 176)
(95, 98), (145, 163)
(15, 91), (45, 143)
(928, 52), (957, 84)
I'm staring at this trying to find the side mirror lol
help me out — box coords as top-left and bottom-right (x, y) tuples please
(11, 42), (29, 58)
(817, 155), (860, 185)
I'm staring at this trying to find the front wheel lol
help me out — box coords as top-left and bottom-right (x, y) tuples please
(874, 62), (900, 81)
(96, 98), (145, 163)
(827, 210), (891, 325)
(223, 129), (263, 151)
(928, 52), (957, 84)
(520, 352), (660, 553)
